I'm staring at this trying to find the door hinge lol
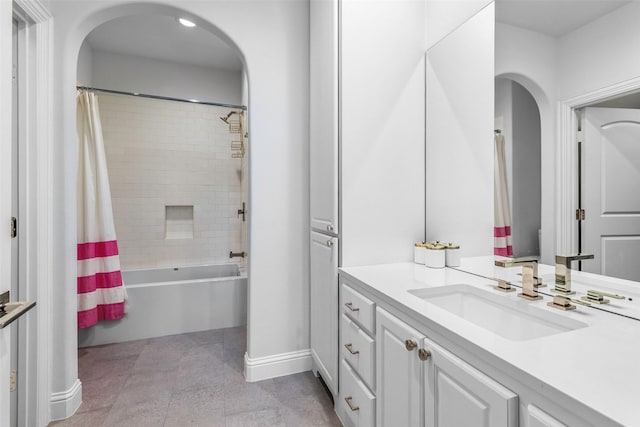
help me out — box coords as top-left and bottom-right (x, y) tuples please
(11, 217), (17, 238)
(576, 209), (586, 221)
(10, 369), (16, 392)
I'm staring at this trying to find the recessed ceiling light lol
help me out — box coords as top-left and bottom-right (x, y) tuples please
(179, 18), (196, 28)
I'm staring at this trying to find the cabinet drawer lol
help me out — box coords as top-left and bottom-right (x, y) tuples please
(341, 314), (375, 390)
(341, 283), (376, 334)
(340, 359), (375, 427)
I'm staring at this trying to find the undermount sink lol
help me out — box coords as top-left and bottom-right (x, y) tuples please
(408, 284), (588, 341)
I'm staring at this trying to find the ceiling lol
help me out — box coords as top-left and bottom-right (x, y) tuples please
(496, 0), (632, 37)
(85, 2), (633, 68)
(85, 14), (243, 71)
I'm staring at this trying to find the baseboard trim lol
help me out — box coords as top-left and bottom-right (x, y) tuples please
(244, 349), (313, 382)
(49, 379), (82, 421)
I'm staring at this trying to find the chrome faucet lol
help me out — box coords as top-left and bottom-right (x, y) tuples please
(494, 257), (542, 300)
(553, 254), (594, 295)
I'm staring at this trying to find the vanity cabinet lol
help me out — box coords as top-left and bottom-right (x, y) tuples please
(376, 307), (424, 426)
(525, 405), (567, 427)
(423, 336), (518, 427)
(338, 283), (377, 426)
(376, 307), (517, 427)
(340, 275), (518, 427)
(310, 231), (339, 394)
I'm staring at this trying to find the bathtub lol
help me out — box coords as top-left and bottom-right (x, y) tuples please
(78, 263), (247, 347)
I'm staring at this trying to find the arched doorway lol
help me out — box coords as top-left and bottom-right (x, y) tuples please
(495, 76), (542, 257)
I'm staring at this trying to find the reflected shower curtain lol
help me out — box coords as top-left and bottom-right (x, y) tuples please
(76, 91), (126, 328)
(494, 133), (513, 256)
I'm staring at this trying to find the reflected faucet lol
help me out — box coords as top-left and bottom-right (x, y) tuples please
(553, 254), (594, 295)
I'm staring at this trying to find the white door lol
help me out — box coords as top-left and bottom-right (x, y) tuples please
(310, 231), (338, 394)
(423, 337), (518, 427)
(376, 307), (424, 427)
(583, 107), (640, 281)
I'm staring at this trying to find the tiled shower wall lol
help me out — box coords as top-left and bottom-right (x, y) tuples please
(98, 93), (247, 270)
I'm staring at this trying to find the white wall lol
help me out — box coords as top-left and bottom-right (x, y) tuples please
(98, 93), (244, 270)
(558, 2), (640, 100)
(340, 0), (426, 266)
(425, 3), (495, 257)
(49, 0), (309, 416)
(76, 40), (93, 86)
(425, 0), (493, 50)
(90, 49), (242, 105)
(495, 22), (556, 264)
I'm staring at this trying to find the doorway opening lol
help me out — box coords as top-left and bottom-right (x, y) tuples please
(75, 13), (249, 349)
(495, 77), (542, 258)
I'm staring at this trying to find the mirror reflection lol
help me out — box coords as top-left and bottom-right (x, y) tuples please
(495, 0), (640, 282)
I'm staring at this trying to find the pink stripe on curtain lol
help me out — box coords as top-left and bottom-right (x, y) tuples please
(78, 303), (126, 329)
(77, 91), (126, 328)
(77, 268), (124, 293)
(494, 226), (512, 238)
(77, 240), (119, 260)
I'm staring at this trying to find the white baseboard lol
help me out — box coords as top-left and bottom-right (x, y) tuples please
(244, 349), (313, 382)
(49, 379), (82, 422)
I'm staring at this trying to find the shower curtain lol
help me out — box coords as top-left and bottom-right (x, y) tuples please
(494, 133), (513, 256)
(76, 91), (126, 328)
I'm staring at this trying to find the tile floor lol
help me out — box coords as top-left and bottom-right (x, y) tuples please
(49, 327), (342, 427)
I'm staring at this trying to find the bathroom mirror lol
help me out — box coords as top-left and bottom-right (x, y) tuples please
(424, 2), (495, 258)
(426, 0), (640, 283)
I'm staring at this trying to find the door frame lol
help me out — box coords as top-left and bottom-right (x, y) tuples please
(8, 1), (53, 425)
(558, 76), (640, 258)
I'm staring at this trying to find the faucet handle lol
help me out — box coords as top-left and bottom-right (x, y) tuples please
(555, 254), (594, 266)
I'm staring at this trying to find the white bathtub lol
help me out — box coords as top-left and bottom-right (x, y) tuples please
(78, 264), (247, 347)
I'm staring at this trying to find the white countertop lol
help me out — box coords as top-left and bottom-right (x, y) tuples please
(339, 257), (640, 426)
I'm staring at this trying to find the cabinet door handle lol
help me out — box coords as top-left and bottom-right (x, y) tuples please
(326, 239), (334, 247)
(344, 396), (360, 411)
(418, 348), (431, 361)
(344, 302), (359, 312)
(405, 339), (417, 351)
(344, 343), (359, 355)
(327, 224), (334, 232)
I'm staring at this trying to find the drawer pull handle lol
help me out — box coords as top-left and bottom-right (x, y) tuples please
(405, 339), (417, 351)
(326, 239), (334, 247)
(345, 396), (360, 411)
(418, 348), (431, 361)
(327, 224), (334, 232)
(344, 343), (359, 355)
(344, 302), (359, 312)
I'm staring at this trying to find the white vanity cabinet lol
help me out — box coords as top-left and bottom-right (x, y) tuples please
(340, 274), (519, 427)
(338, 283), (377, 426)
(310, 231), (339, 394)
(376, 307), (424, 427)
(376, 306), (517, 427)
(423, 336), (518, 427)
(309, 0), (339, 235)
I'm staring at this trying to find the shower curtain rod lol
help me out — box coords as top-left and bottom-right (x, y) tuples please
(76, 86), (247, 110)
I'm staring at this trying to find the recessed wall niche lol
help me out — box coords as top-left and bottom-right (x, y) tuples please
(165, 205), (194, 239)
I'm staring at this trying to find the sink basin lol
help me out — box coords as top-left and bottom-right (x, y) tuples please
(408, 284), (588, 341)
